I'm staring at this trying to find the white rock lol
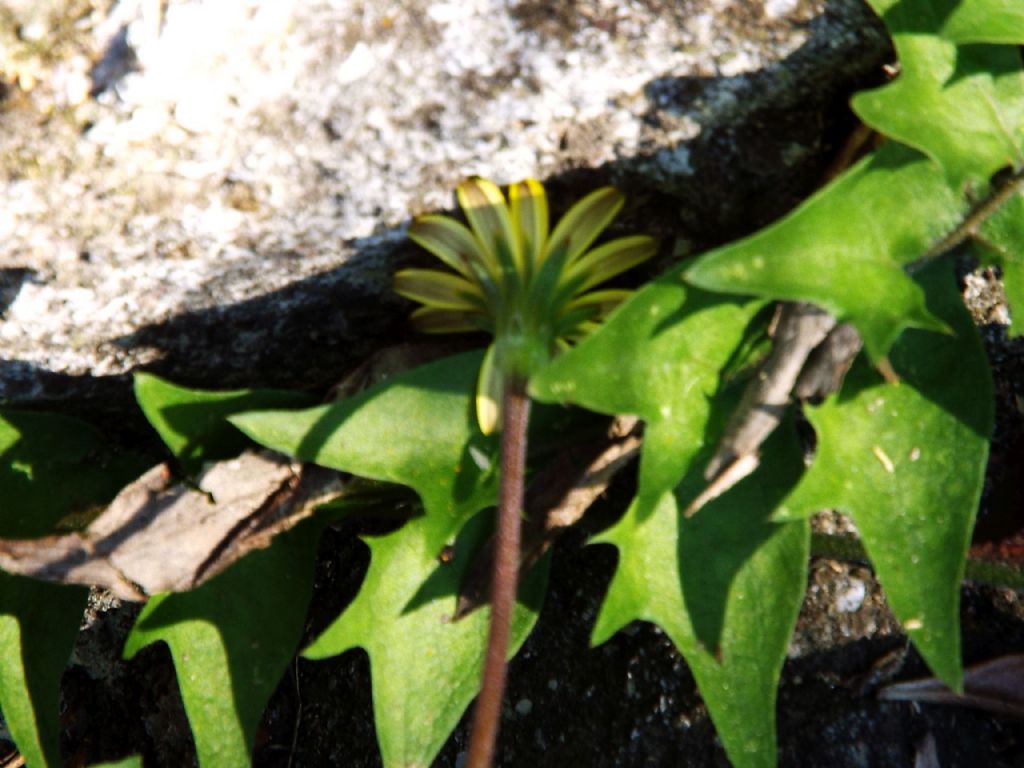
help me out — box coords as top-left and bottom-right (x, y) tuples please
(337, 42), (376, 84)
(836, 580), (867, 613)
(765, 0), (800, 19)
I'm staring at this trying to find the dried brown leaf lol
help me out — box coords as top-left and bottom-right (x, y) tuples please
(0, 451), (344, 600)
(455, 416), (641, 618)
(880, 654), (1024, 719)
(703, 302), (836, 484)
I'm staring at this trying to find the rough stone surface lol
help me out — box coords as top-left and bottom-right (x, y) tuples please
(2, 0), (888, 418)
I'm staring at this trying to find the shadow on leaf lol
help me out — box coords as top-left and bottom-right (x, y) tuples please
(676, 422), (805, 655)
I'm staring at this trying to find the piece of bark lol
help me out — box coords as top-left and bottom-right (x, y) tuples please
(0, 451), (345, 600)
(455, 416), (642, 619)
(702, 302), (836, 479)
(682, 452), (761, 518)
(685, 304), (873, 518)
(879, 654), (1024, 719)
(794, 322), (863, 400)
(530, 416), (642, 536)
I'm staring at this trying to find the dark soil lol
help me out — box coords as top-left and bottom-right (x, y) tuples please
(29, 494), (1024, 768)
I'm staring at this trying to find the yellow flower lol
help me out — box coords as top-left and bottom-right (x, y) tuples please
(395, 177), (657, 434)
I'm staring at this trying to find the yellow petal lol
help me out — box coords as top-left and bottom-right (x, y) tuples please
(476, 343), (502, 435)
(543, 186), (624, 266)
(510, 178), (549, 273)
(408, 215), (489, 280)
(566, 235), (657, 293)
(394, 269), (485, 311)
(409, 306), (489, 334)
(457, 177), (522, 275)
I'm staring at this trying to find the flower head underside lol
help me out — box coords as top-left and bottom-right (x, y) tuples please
(395, 177), (657, 434)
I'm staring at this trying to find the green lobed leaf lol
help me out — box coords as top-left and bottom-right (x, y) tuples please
(231, 350), (499, 553)
(590, 436), (809, 768)
(0, 410), (144, 767)
(683, 143), (964, 360)
(532, 268), (808, 767)
(0, 575), (86, 768)
(972, 188), (1024, 336)
(134, 373), (314, 476)
(774, 261), (992, 690)
(0, 410), (141, 538)
(304, 509), (549, 768)
(124, 517), (323, 768)
(90, 758), (143, 768)
(532, 263), (764, 511)
(233, 351), (550, 764)
(938, 0), (1024, 47)
(853, 0), (1024, 189)
(127, 383), (331, 766)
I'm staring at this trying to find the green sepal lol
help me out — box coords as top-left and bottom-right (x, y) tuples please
(409, 306), (488, 334)
(407, 214), (481, 279)
(564, 235), (658, 294)
(394, 269), (487, 312)
(509, 178), (549, 276)
(458, 177), (522, 276)
(476, 343), (501, 435)
(544, 186), (625, 266)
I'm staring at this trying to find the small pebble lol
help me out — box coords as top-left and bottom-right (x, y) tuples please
(764, 0), (799, 18)
(836, 579), (866, 613)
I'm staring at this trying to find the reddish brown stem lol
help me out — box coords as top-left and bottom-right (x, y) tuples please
(466, 376), (530, 768)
